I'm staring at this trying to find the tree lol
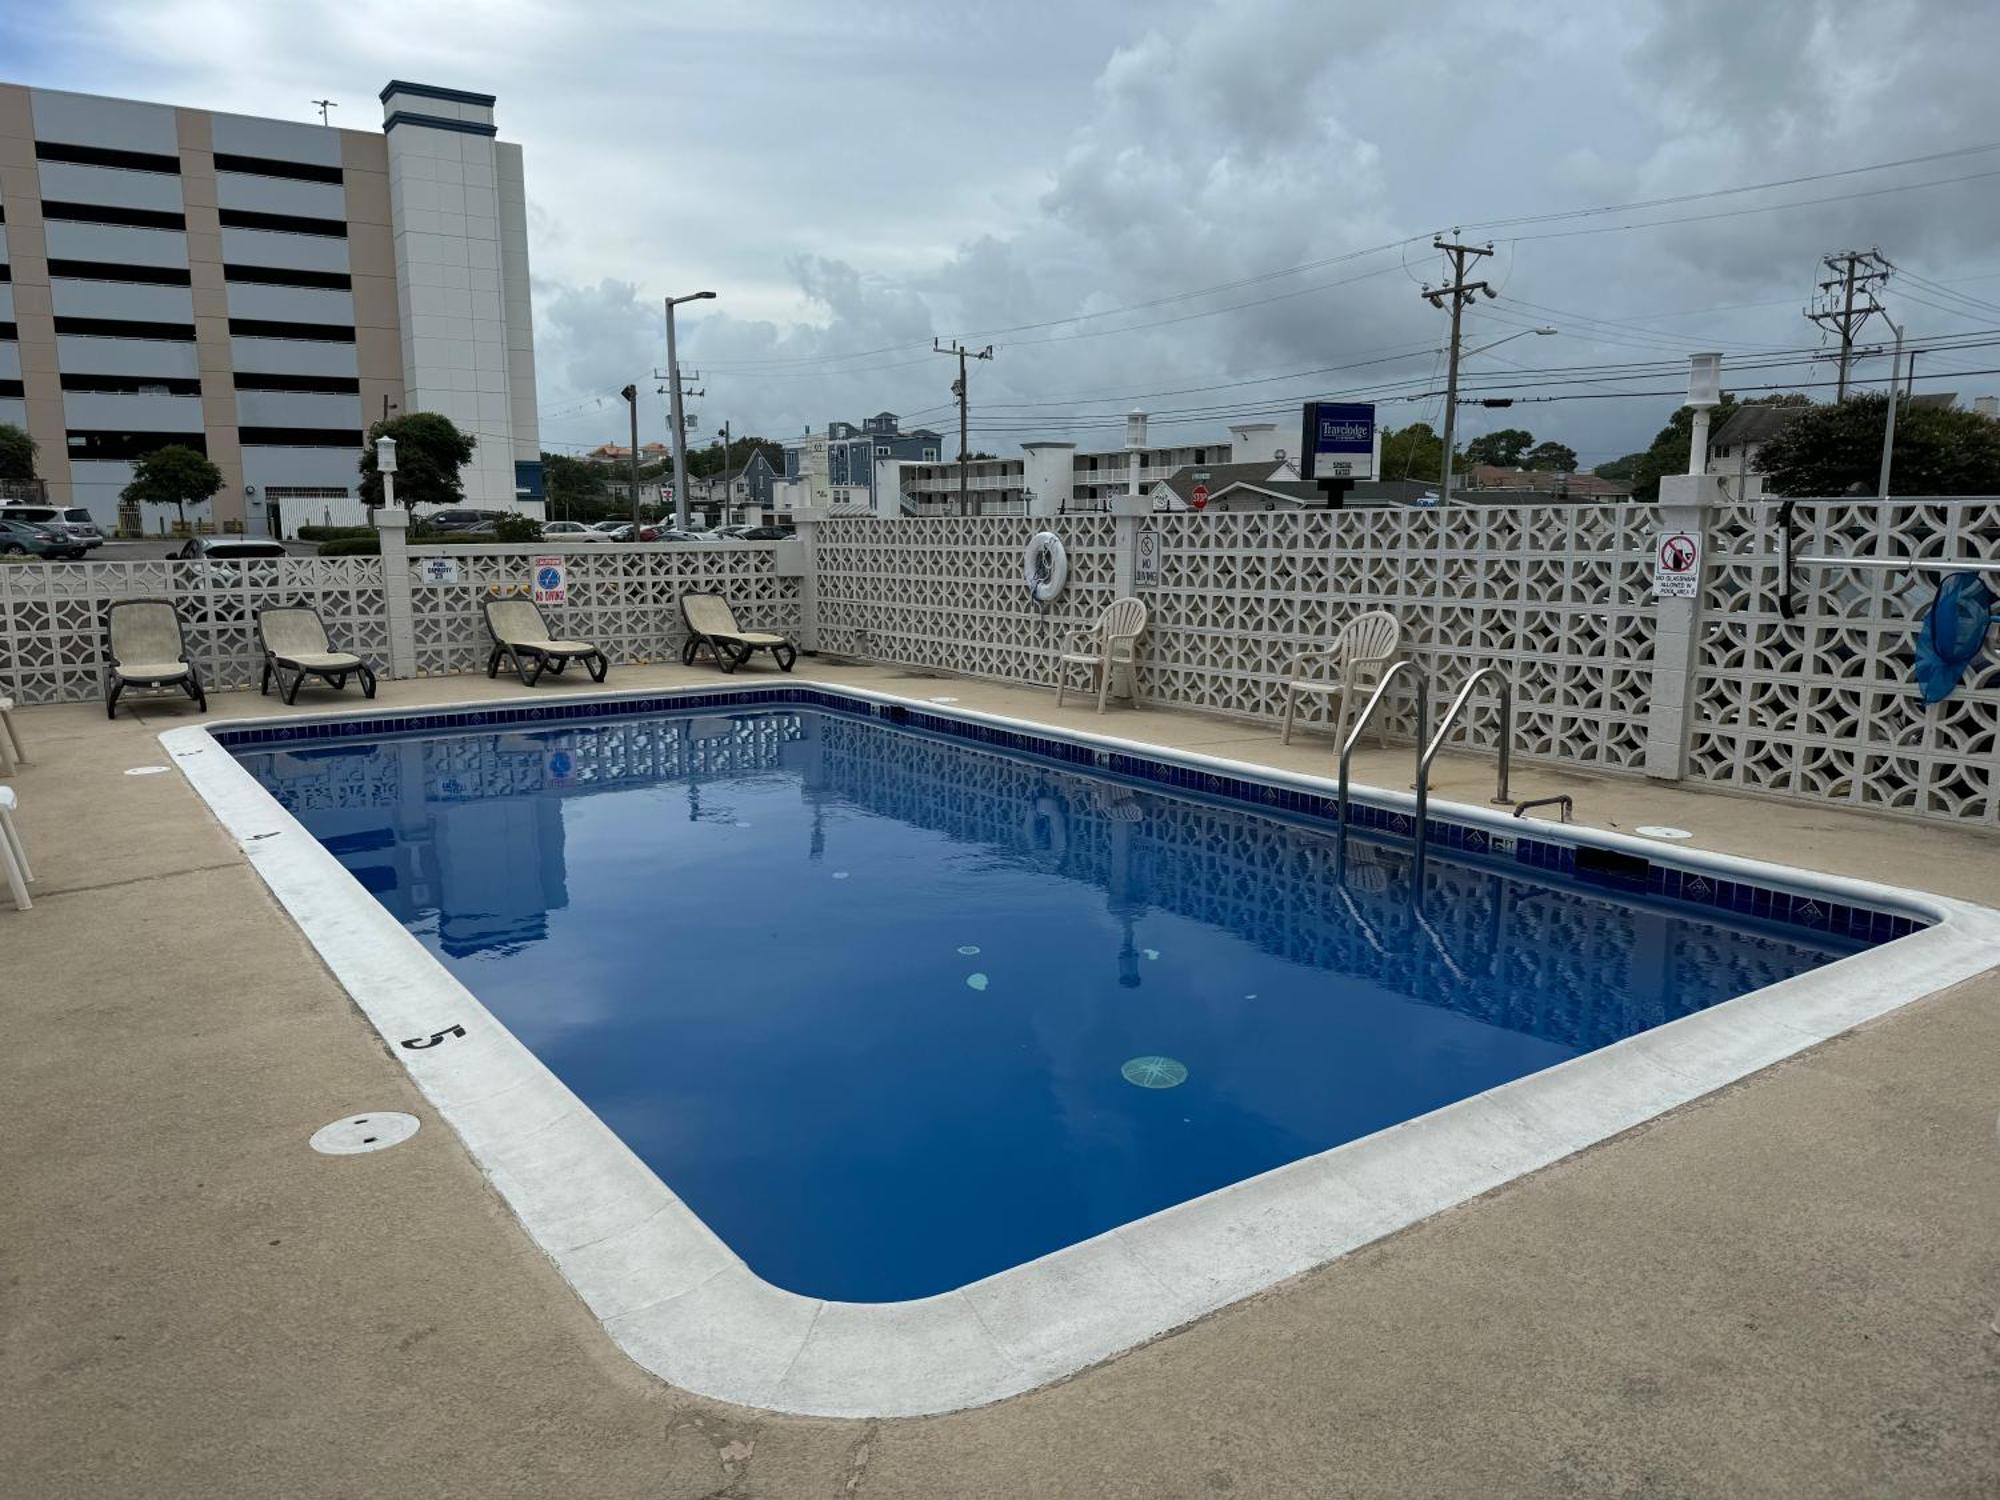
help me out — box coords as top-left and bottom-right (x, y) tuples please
(1461, 428), (1534, 468)
(1377, 422), (1450, 483)
(1599, 392), (1816, 500)
(686, 435), (784, 480)
(120, 444), (221, 529)
(1521, 440), (1578, 473)
(358, 412), (476, 508)
(542, 451), (610, 519)
(1758, 395), (2000, 496)
(0, 423), (35, 482)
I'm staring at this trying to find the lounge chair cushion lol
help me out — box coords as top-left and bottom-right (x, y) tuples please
(507, 636), (595, 654)
(273, 650), (364, 672)
(116, 660), (194, 679)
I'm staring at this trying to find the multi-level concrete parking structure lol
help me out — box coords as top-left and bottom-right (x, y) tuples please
(0, 80), (541, 536)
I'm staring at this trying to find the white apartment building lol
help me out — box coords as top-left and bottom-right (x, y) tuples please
(894, 420), (1289, 515)
(0, 79), (542, 536)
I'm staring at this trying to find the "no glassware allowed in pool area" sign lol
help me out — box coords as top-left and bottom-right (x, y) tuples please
(1654, 529), (1700, 598)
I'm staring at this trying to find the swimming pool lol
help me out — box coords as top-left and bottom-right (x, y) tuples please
(170, 684), (1999, 1415)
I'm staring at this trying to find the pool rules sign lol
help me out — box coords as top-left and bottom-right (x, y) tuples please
(1654, 529), (1701, 598)
(532, 555), (567, 606)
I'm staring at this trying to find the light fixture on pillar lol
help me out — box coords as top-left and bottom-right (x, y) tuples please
(376, 434), (399, 511)
(1685, 353), (1721, 477)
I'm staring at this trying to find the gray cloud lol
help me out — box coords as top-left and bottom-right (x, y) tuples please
(20, 0), (2000, 465)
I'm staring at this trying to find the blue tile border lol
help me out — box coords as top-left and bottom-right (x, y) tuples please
(213, 684), (1926, 948)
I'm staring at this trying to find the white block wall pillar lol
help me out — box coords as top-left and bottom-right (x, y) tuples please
(375, 506), (418, 679)
(1643, 473), (1723, 780)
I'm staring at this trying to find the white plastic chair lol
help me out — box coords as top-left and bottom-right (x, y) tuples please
(1280, 610), (1401, 747)
(1058, 598), (1149, 712)
(0, 696), (22, 773)
(0, 785), (32, 911)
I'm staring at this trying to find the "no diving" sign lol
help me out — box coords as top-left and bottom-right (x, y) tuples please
(1654, 530), (1700, 599)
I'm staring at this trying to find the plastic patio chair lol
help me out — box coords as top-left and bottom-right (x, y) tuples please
(103, 599), (206, 720)
(1280, 609), (1401, 747)
(679, 591), (798, 673)
(482, 597), (609, 687)
(257, 605), (378, 704)
(0, 784), (32, 911)
(1057, 597), (1148, 712)
(0, 696), (23, 773)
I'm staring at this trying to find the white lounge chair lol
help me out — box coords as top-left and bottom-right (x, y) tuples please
(1057, 597), (1148, 712)
(103, 599), (206, 720)
(258, 605), (377, 704)
(0, 784), (31, 911)
(483, 597), (609, 687)
(1280, 609), (1400, 747)
(680, 591), (797, 673)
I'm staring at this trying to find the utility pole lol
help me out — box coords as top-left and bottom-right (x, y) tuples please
(933, 338), (993, 515)
(312, 99), (337, 126)
(1421, 236), (1495, 503)
(718, 418), (731, 524)
(1805, 249), (1892, 399)
(1877, 314), (1905, 499)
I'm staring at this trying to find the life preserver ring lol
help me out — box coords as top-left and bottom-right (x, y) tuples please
(1024, 531), (1068, 603)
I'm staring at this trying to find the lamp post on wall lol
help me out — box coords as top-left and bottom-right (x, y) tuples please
(1684, 352), (1722, 476)
(665, 291), (717, 529)
(375, 434), (398, 512)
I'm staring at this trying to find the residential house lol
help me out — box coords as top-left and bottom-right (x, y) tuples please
(1462, 465), (1635, 501)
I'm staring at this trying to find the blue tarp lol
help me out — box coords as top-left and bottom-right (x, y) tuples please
(1913, 572), (1994, 704)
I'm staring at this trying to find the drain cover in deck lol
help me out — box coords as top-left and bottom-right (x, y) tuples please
(310, 1112), (420, 1155)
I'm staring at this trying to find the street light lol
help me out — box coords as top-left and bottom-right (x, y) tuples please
(1442, 327), (1554, 500)
(665, 290), (718, 529)
(1462, 325), (1558, 360)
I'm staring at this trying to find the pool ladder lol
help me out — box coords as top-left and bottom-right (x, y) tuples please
(1337, 663), (1513, 870)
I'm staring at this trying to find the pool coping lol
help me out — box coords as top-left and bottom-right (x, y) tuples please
(160, 681), (2000, 1419)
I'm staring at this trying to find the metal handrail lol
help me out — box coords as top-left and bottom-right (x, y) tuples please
(1336, 659), (1426, 835)
(1418, 667), (1513, 830)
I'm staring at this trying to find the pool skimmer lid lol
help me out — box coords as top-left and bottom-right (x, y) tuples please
(310, 1112), (420, 1155)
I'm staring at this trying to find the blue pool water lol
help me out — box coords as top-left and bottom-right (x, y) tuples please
(236, 704), (1873, 1301)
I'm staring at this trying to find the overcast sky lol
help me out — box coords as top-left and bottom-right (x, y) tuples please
(10, 0), (2000, 468)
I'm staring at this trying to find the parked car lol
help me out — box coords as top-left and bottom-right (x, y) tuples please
(0, 503), (105, 550)
(539, 520), (608, 542)
(0, 517), (87, 560)
(173, 537), (289, 562)
(593, 521), (665, 542)
(712, 524), (755, 539)
(737, 525), (795, 541)
(419, 508), (506, 533)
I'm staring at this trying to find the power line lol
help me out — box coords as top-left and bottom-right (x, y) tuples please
(701, 144), (2000, 374)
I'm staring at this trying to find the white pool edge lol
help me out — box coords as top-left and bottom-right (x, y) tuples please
(161, 683), (2000, 1419)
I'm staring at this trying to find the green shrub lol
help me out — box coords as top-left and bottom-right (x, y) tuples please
(297, 525), (376, 542)
(317, 536), (381, 557)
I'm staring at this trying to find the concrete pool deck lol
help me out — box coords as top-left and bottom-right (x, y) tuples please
(5, 657), (2000, 1497)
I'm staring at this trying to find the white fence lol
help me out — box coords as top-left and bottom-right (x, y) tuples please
(405, 544), (800, 677)
(0, 542), (795, 705)
(3, 498), (1996, 827)
(0, 557), (391, 703)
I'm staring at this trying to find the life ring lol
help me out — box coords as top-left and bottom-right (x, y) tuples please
(1023, 793), (1069, 862)
(1024, 531), (1068, 603)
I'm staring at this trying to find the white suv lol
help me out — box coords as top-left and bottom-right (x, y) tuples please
(1, 503), (105, 549)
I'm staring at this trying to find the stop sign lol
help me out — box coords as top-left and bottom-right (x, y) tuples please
(1190, 483), (1209, 511)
